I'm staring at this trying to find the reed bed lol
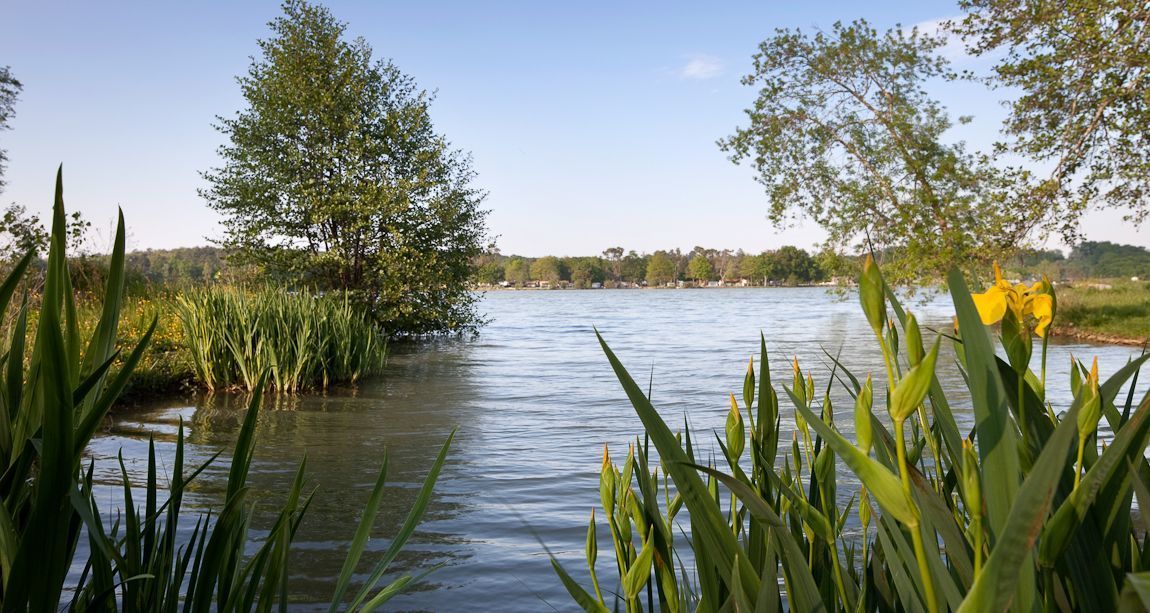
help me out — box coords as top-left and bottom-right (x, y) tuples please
(556, 257), (1150, 612)
(176, 286), (387, 392)
(0, 171), (448, 610)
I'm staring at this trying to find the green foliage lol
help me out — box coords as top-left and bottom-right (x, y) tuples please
(175, 286), (387, 392)
(0, 169), (449, 610)
(687, 255), (714, 283)
(0, 66), (19, 192)
(125, 246), (232, 286)
(555, 256), (1150, 611)
(504, 257), (531, 287)
(1004, 241), (1150, 282)
(645, 251), (676, 286)
(0, 201), (90, 261)
(475, 260), (505, 285)
(566, 256), (606, 289)
(530, 255), (563, 285)
(202, 0), (488, 335)
(721, 20), (1045, 286)
(952, 0), (1150, 239)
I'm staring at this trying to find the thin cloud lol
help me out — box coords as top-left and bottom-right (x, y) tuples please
(913, 16), (969, 62)
(679, 54), (723, 80)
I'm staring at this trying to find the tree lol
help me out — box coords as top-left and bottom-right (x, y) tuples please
(0, 66), (20, 193)
(646, 251), (676, 286)
(740, 253), (774, 286)
(952, 1), (1150, 239)
(201, 1), (488, 335)
(620, 251), (647, 284)
(0, 203), (89, 262)
(475, 261), (504, 285)
(687, 255), (714, 284)
(530, 256), (562, 285)
(770, 246), (820, 284)
(720, 20), (1044, 285)
(602, 247), (624, 282)
(504, 257), (530, 287)
(568, 257), (604, 289)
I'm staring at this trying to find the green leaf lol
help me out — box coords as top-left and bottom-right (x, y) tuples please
(596, 330), (761, 602)
(957, 388), (1081, 613)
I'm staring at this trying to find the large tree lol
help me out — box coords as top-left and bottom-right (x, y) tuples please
(0, 66), (22, 193)
(687, 255), (714, 283)
(646, 251), (676, 286)
(952, 0), (1150, 240)
(720, 20), (1045, 285)
(202, 1), (488, 335)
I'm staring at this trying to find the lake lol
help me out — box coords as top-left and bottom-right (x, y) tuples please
(90, 288), (1148, 611)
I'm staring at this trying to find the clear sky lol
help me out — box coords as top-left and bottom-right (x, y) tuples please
(1, 1), (1145, 256)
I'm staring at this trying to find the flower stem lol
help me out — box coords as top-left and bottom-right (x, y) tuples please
(895, 419), (938, 613)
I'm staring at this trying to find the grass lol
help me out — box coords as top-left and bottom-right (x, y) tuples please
(1056, 279), (1150, 342)
(554, 256), (1150, 612)
(175, 286), (388, 393)
(0, 169), (448, 610)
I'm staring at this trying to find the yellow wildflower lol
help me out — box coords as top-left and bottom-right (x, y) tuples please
(971, 262), (1054, 337)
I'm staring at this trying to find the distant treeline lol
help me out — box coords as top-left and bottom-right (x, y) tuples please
(63, 240), (1150, 293)
(474, 246), (841, 288)
(1014, 241), (1150, 280)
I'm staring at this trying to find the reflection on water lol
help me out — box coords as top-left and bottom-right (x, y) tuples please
(89, 289), (1149, 610)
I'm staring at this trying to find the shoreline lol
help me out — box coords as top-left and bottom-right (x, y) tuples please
(1052, 326), (1149, 348)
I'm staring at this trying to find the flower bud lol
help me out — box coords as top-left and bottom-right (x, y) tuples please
(726, 394), (745, 460)
(1077, 358), (1102, 439)
(962, 439), (981, 517)
(743, 356), (756, 410)
(855, 375), (874, 453)
(905, 312), (924, 367)
(859, 255), (886, 336)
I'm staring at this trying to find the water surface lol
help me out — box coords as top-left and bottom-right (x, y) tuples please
(92, 289), (1148, 610)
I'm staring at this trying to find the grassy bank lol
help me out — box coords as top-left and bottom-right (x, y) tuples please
(68, 286), (389, 404)
(1053, 279), (1150, 345)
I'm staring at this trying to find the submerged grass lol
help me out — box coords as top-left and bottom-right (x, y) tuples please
(0, 170), (447, 610)
(176, 286), (388, 393)
(556, 257), (1150, 611)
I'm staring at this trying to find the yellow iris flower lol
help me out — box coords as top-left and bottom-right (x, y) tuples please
(971, 262), (1054, 337)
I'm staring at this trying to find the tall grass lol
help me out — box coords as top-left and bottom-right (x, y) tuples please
(176, 286), (387, 392)
(555, 257), (1150, 611)
(0, 169), (448, 610)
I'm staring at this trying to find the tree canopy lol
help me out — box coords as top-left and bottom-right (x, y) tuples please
(201, 0), (488, 335)
(0, 66), (21, 193)
(952, 0), (1150, 240)
(646, 252), (677, 286)
(687, 255), (714, 283)
(721, 20), (1045, 285)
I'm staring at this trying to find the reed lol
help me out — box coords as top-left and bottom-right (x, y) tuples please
(0, 170), (447, 610)
(556, 257), (1150, 612)
(175, 286), (387, 392)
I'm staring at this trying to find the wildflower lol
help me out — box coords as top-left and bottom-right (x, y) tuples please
(971, 262), (1054, 337)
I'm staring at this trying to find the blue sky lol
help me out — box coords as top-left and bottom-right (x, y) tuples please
(1, 1), (1145, 256)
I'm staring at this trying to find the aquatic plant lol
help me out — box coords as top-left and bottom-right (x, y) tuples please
(556, 255), (1150, 611)
(175, 285), (387, 392)
(0, 170), (448, 610)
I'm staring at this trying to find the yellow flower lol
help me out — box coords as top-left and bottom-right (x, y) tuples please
(971, 262), (1054, 337)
